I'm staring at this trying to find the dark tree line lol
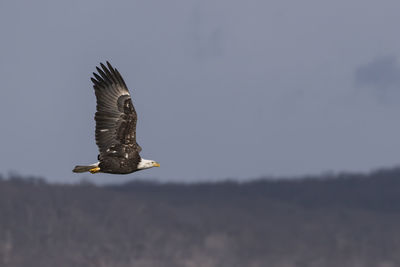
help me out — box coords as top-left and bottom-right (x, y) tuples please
(1, 168), (400, 267)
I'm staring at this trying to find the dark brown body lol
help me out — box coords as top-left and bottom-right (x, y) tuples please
(91, 62), (143, 174)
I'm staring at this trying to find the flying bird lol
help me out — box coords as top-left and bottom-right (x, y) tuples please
(73, 62), (160, 174)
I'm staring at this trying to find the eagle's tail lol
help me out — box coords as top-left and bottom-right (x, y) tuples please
(72, 162), (100, 173)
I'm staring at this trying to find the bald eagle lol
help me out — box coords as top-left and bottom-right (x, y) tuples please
(73, 62), (159, 174)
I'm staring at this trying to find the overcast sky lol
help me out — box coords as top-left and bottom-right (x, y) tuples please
(1, 0), (400, 183)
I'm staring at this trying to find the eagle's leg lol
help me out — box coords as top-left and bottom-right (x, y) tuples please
(89, 167), (101, 174)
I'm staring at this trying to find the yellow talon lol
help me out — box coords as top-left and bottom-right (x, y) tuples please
(89, 167), (101, 174)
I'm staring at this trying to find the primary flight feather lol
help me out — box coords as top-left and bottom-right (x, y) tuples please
(73, 62), (159, 174)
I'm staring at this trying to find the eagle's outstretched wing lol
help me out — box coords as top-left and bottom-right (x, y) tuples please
(91, 62), (142, 162)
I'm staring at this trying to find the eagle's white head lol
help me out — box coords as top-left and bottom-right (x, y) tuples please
(137, 158), (160, 170)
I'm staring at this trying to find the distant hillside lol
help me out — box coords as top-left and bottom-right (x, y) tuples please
(1, 168), (400, 267)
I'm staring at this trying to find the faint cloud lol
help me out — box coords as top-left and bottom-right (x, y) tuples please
(355, 56), (400, 94)
(186, 6), (224, 59)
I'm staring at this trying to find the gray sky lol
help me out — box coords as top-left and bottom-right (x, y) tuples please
(1, 0), (400, 183)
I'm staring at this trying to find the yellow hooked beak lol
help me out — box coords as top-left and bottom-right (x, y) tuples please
(153, 162), (160, 167)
